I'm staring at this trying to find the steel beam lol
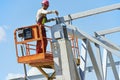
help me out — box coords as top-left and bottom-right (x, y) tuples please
(80, 39), (88, 80)
(96, 36), (120, 51)
(94, 43), (104, 79)
(102, 49), (108, 80)
(95, 27), (120, 36)
(87, 41), (103, 80)
(108, 51), (119, 80)
(86, 61), (120, 72)
(66, 25), (120, 57)
(63, 3), (120, 22)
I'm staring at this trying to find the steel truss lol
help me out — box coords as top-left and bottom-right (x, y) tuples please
(52, 3), (120, 80)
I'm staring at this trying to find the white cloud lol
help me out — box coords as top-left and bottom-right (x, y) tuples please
(0, 27), (6, 42)
(27, 67), (41, 76)
(6, 67), (54, 79)
(6, 73), (24, 80)
(2, 25), (11, 29)
(6, 67), (42, 80)
(27, 67), (54, 76)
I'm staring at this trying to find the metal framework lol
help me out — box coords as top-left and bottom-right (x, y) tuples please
(13, 3), (120, 80)
(51, 3), (120, 80)
(54, 24), (120, 80)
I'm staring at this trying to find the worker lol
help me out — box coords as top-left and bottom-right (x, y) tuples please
(36, 0), (59, 53)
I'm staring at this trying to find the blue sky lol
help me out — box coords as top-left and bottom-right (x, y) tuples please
(1, 0), (120, 80)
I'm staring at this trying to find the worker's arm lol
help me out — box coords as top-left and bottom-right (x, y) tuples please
(43, 10), (58, 15)
(46, 18), (55, 22)
(40, 9), (59, 16)
(36, 8), (59, 23)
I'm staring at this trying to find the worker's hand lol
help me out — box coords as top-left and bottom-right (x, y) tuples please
(55, 10), (59, 16)
(47, 18), (55, 22)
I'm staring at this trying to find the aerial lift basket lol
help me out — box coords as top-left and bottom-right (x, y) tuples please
(14, 24), (54, 68)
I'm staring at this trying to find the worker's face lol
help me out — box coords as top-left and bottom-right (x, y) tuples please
(42, 4), (49, 10)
